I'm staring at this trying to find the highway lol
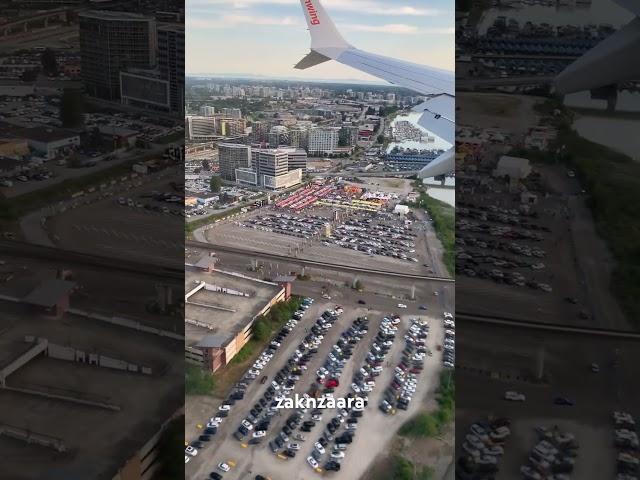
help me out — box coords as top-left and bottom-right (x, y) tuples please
(457, 310), (640, 339)
(186, 240), (455, 283)
(0, 240), (182, 280)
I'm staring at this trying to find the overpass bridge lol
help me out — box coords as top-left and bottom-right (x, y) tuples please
(1, 8), (70, 37)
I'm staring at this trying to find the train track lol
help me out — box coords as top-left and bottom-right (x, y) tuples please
(186, 240), (454, 283)
(0, 240), (182, 280)
(458, 311), (640, 339)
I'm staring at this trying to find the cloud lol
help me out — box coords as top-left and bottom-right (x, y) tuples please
(186, 0), (443, 16)
(343, 24), (454, 35)
(187, 14), (299, 28)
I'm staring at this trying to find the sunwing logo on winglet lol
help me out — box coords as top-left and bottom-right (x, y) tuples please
(304, 0), (320, 25)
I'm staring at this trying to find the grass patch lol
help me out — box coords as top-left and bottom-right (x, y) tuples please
(399, 371), (454, 438)
(0, 161), (136, 219)
(390, 455), (435, 480)
(185, 363), (215, 395)
(185, 205), (245, 235)
(230, 342), (255, 365)
(553, 126), (640, 327)
(413, 192), (455, 275)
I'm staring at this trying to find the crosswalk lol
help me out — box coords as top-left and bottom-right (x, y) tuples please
(72, 224), (183, 249)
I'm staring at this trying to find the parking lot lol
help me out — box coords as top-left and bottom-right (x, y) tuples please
(205, 206), (435, 276)
(46, 172), (184, 266)
(456, 151), (628, 329)
(185, 296), (445, 480)
(456, 320), (640, 480)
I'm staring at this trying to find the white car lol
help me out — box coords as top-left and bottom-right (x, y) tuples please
(351, 383), (361, 393)
(307, 456), (319, 469)
(253, 430), (266, 438)
(218, 462), (230, 472)
(219, 404), (231, 411)
(184, 455), (190, 464)
(331, 450), (345, 459)
(504, 391), (526, 402)
(241, 420), (254, 430)
(288, 443), (301, 450)
(185, 446), (198, 457)
(397, 303), (407, 309)
(443, 312), (454, 319)
(314, 442), (325, 454)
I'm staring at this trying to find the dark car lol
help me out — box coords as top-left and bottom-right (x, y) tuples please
(210, 473), (223, 480)
(260, 375), (268, 384)
(358, 299), (366, 305)
(204, 427), (218, 435)
(554, 396), (575, 406)
(199, 434), (212, 442)
(191, 440), (204, 449)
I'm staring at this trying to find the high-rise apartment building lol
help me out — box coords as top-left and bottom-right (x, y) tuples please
(250, 121), (270, 143)
(157, 24), (184, 114)
(199, 106), (215, 116)
(219, 118), (246, 137)
(220, 108), (242, 119)
(308, 127), (340, 155)
(289, 126), (309, 150)
(218, 143), (251, 180)
(79, 11), (157, 101)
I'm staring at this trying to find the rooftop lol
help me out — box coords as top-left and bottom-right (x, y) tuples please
(185, 267), (282, 349)
(22, 279), (76, 307)
(0, 301), (182, 480)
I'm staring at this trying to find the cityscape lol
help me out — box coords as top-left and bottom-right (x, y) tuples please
(182, 74), (456, 480)
(182, 0), (455, 479)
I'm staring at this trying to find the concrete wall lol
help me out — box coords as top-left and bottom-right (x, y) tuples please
(34, 337), (153, 376)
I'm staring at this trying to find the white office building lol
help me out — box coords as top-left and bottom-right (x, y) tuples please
(308, 127), (340, 155)
(186, 116), (216, 140)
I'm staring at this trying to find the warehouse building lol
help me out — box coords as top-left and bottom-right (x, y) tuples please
(185, 265), (285, 372)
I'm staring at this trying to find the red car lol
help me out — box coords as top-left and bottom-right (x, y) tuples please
(325, 378), (339, 389)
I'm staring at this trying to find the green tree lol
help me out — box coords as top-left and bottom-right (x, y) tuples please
(252, 318), (269, 341)
(377, 135), (386, 144)
(393, 456), (414, 480)
(41, 48), (58, 76)
(210, 176), (223, 192)
(60, 88), (84, 128)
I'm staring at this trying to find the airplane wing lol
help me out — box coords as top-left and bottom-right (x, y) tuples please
(555, 0), (640, 94)
(296, 0), (455, 178)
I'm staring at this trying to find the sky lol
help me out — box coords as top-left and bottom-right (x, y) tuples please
(186, 0), (455, 82)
